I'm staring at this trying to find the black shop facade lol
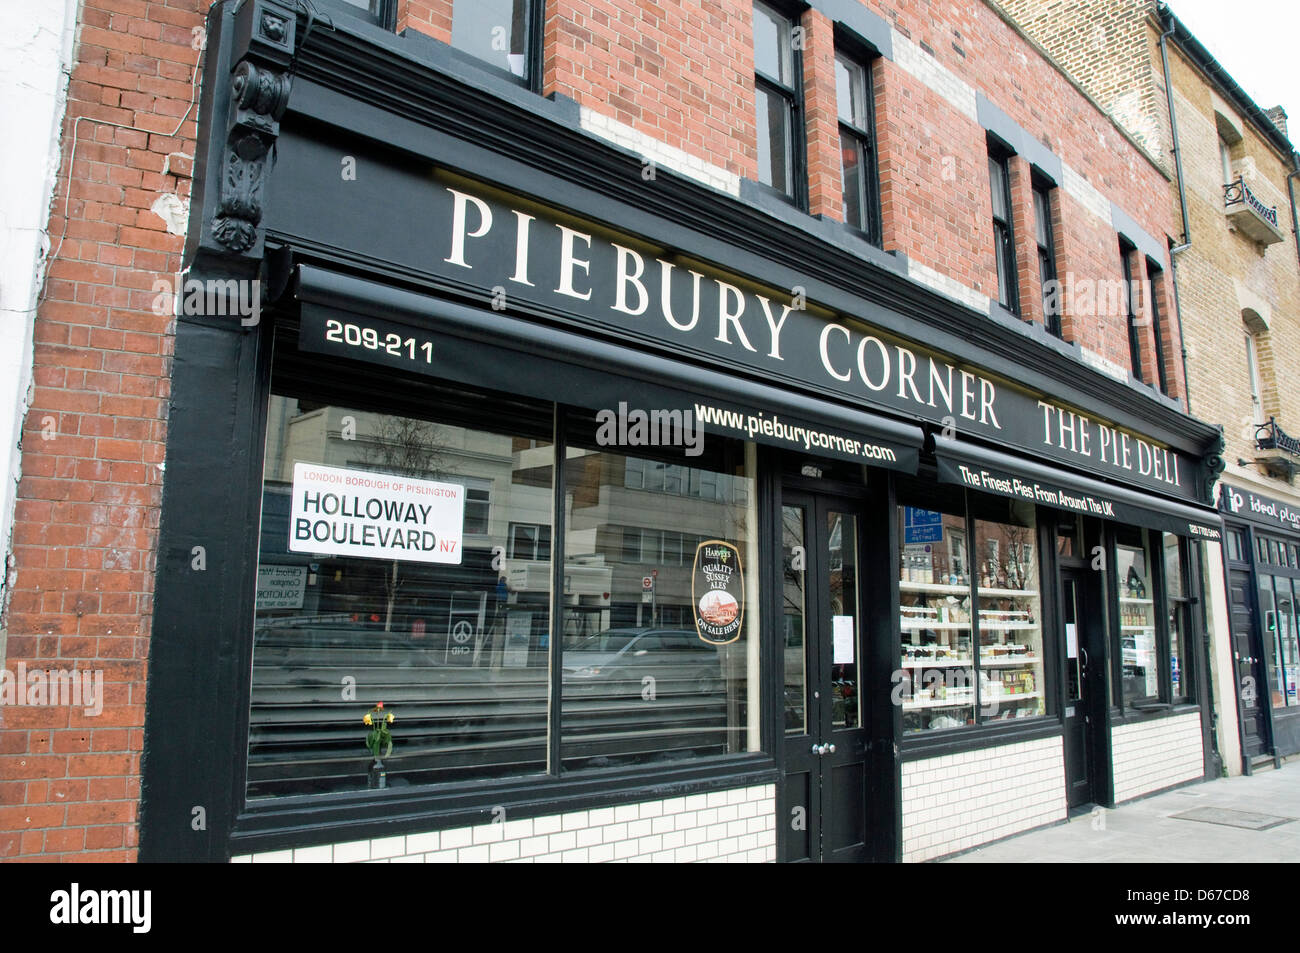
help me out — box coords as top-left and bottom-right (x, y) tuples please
(1218, 482), (1300, 765)
(138, 2), (1226, 863)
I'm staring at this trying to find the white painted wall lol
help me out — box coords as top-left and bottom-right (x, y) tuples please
(0, 0), (79, 622)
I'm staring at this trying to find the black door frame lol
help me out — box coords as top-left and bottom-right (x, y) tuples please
(773, 462), (899, 863)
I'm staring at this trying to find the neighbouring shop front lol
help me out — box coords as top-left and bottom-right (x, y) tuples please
(138, 2), (1226, 863)
(1219, 482), (1300, 765)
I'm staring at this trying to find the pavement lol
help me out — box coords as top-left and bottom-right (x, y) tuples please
(944, 758), (1300, 862)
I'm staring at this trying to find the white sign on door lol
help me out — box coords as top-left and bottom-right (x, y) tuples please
(288, 462), (465, 565)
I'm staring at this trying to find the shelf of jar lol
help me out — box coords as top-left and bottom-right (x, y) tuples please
(1120, 625), (1155, 631)
(1120, 597), (1154, 605)
(981, 655), (1040, 667)
(903, 694), (975, 710)
(901, 621), (972, 630)
(976, 587), (1040, 598)
(980, 622), (1039, 631)
(900, 655), (1038, 668)
(903, 691), (1043, 710)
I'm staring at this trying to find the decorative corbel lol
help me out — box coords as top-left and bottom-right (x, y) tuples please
(1203, 426), (1226, 503)
(204, 1), (298, 269)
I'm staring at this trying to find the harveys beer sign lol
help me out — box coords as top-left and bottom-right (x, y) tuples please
(692, 540), (744, 645)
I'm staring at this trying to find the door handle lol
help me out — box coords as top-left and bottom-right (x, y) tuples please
(811, 743), (825, 754)
(827, 743), (836, 754)
(1079, 646), (1089, 671)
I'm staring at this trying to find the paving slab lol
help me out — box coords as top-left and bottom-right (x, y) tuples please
(943, 759), (1300, 863)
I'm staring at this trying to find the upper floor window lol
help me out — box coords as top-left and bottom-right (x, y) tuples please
(1032, 180), (1059, 337)
(1218, 134), (1234, 185)
(1146, 259), (1170, 395)
(1244, 327), (1265, 424)
(451, 0), (539, 86)
(1119, 241), (1143, 382)
(317, 0), (394, 28)
(988, 148), (1018, 315)
(834, 50), (880, 245)
(753, 2), (803, 203)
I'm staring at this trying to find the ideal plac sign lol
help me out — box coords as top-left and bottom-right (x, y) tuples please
(286, 153), (1206, 503)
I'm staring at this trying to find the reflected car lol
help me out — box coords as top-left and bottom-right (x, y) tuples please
(562, 628), (725, 696)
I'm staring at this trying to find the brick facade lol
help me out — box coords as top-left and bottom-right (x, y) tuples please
(2, 0), (1212, 861)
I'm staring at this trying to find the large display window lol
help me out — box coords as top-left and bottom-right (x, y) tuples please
(248, 390), (556, 797)
(896, 479), (1045, 733)
(246, 377), (761, 800)
(559, 415), (759, 770)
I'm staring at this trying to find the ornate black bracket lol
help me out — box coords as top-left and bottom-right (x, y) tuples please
(1202, 426), (1226, 502)
(188, 0), (299, 280)
(211, 60), (291, 254)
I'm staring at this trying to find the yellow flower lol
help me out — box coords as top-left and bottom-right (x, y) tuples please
(386, 713), (394, 724)
(363, 713), (373, 726)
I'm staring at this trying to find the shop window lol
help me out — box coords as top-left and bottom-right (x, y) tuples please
(1277, 578), (1300, 708)
(834, 48), (880, 245)
(1259, 573), (1300, 709)
(1259, 577), (1280, 706)
(988, 147), (1019, 315)
(1117, 530), (1158, 705)
(1033, 179), (1061, 337)
(450, 0), (540, 86)
(247, 393), (556, 798)
(559, 424), (758, 769)
(897, 483), (1045, 733)
(753, 1), (804, 204)
(1163, 534), (1192, 703)
(1225, 528), (1245, 563)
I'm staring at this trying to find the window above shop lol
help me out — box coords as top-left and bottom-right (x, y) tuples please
(449, 0), (543, 88)
(988, 147), (1019, 316)
(1032, 177), (1060, 338)
(753, 1), (806, 207)
(834, 44), (881, 245)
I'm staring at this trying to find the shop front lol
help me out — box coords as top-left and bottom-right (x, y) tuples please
(1219, 483), (1300, 764)
(138, 2), (1226, 863)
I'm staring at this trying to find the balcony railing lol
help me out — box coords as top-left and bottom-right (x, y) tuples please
(1257, 417), (1300, 457)
(1224, 177), (1285, 245)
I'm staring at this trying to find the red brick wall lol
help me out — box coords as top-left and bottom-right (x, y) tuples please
(802, 8), (843, 221)
(0, 0), (204, 861)
(541, 0), (757, 180)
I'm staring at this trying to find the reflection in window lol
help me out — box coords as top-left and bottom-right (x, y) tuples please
(560, 429), (758, 770)
(451, 0), (532, 79)
(248, 394), (555, 797)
